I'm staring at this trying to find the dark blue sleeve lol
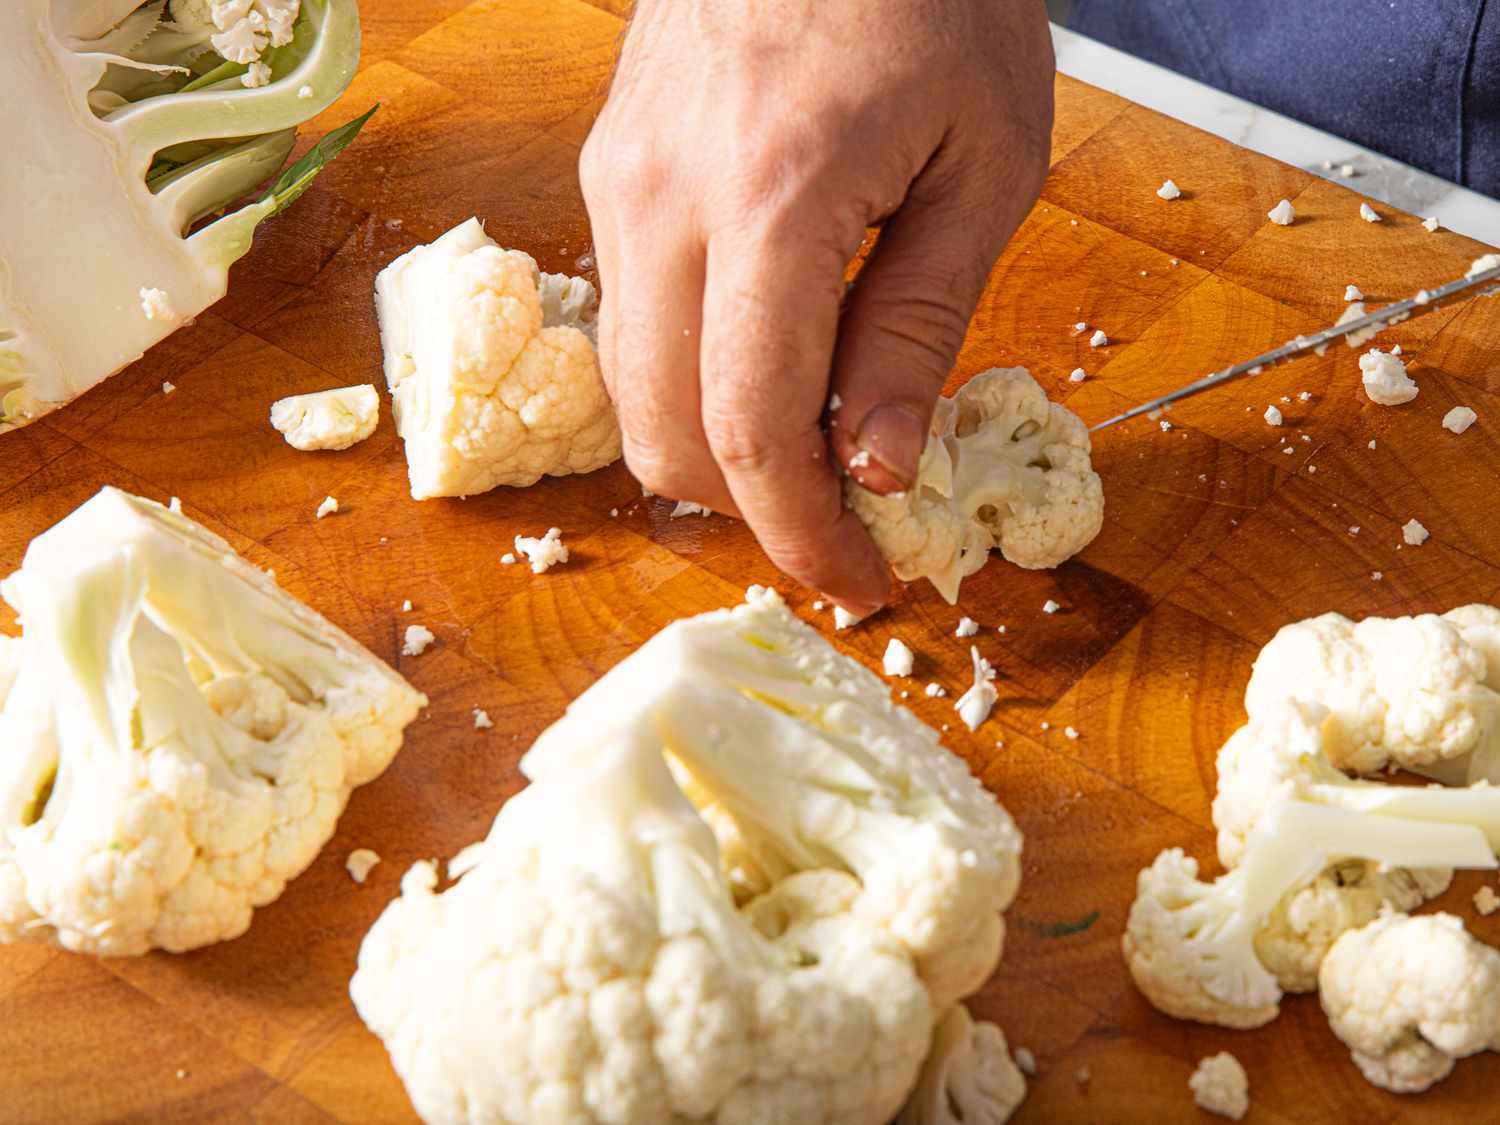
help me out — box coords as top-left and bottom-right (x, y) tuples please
(1070, 0), (1499, 198)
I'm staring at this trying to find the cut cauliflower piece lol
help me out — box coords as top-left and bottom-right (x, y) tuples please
(847, 368), (1104, 604)
(269, 384), (379, 451)
(1319, 912), (1500, 1093)
(1122, 803), (1493, 1028)
(352, 587), (1022, 1124)
(0, 487), (426, 956)
(898, 1005), (1027, 1125)
(1188, 1052), (1249, 1121)
(375, 218), (620, 499)
(1360, 349), (1418, 405)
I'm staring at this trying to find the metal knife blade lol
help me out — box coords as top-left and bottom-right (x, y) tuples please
(1089, 259), (1500, 433)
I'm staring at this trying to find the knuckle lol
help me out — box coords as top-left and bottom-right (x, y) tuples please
(583, 137), (669, 218)
(863, 291), (971, 372)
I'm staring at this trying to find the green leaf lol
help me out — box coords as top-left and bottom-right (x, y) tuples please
(179, 57), (249, 94)
(257, 103), (378, 219)
(1014, 909), (1101, 939)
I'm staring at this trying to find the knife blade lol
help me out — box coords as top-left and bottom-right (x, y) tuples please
(1089, 258), (1500, 432)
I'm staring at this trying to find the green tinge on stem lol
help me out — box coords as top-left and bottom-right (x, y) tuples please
(153, 129), (298, 234)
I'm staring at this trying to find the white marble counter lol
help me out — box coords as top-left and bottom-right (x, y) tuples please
(1052, 24), (1500, 248)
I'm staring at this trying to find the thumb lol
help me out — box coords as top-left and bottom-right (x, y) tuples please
(828, 160), (1019, 495)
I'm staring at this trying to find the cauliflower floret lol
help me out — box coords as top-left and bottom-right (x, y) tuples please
(1188, 1052), (1249, 1121)
(0, 488), (426, 955)
(170, 0), (300, 65)
(897, 1005), (1026, 1125)
(1319, 912), (1500, 1093)
(376, 218), (621, 499)
(352, 588), (1021, 1123)
(269, 384), (379, 451)
(848, 368), (1103, 604)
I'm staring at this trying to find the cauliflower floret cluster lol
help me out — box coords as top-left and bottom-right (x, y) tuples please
(846, 367), (1104, 604)
(169, 0), (301, 65)
(0, 487), (426, 956)
(376, 218), (621, 500)
(352, 588), (1025, 1125)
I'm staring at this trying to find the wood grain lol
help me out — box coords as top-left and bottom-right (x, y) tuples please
(4, 2), (1500, 1122)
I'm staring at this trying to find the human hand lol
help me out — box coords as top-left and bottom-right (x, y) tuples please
(580, 0), (1054, 614)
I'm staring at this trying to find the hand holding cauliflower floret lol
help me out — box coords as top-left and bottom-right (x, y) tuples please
(375, 218), (621, 499)
(352, 588), (1025, 1125)
(846, 368), (1104, 604)
(0, 488), (426, 956)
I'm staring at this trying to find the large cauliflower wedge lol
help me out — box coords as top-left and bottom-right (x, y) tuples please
(375, 217), (621, 499)
(352, 587), (1024, 1125)
(0, 488), (426, 955)
(846, 368), (1103, 604)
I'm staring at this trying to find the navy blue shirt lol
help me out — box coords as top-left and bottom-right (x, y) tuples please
(1071, 0), (1499, 197)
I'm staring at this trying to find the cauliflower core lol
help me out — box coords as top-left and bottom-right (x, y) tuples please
(352, 588), (1024, 1125)
(0, 488), (426, 955)
(847, 367), (1104, 604)
(376, 218), (620, 499)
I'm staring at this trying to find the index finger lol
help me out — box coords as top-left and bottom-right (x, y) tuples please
(697, 219), (891, 614)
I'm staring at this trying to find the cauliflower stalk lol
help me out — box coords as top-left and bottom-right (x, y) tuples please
(0, 487), (426, 955)
(846, 367), (1104, 604)
(375, 217), (621, 499)
(352, 587), (1024, 1125)
(1, 0), (369, 430)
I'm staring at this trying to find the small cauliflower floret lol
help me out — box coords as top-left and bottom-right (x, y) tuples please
(847, 368), (1104, 604)
(884, 638), (916, 678)
(0, 488), (426, 955)
(269, 384), (379, 451)
(353, 588), (1022, 1124)
(514, 527), (568, 573)
(1267, 199), (1295, 225)
(1319, 912), (1500, 1093)
(346, 848), (380, 884)
(1188, 1052), (1249, 1121)
(1360, 348), (1418, 405)
(170, 0), (301, 65)
(1122, 803), (1492, 1028)
(375, 218), (620, 499)
(897, 1005), (1026, 1125)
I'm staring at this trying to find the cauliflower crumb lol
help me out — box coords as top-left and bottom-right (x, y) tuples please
(297, 83), (315, 99)
(1349, 526), (1360, 536)
(833, 606), (862, 631)
(242, 61), (271, 87)
(847, 450), (872, 470)
(1422, 216), (1441, 232)
(1402, 518), (1429, 546)
(139, 287), (176, 321)
(1043, 599), (1061, 614)
(161, 381), (176, 395)
(401, 599), (412, 612)
(1267, 199), (1295, 225)
(669, 500), (713, 518)
(401, 625), (435, 656)
(609, 508), (618, 517)
(1359, 202), (1382, 222)
(1189, 1052), (1250, 1121)
(345, 849), (381, 884)
(1073, 321), (1089, 333)
(499, 553), (517, 565)
(1159, 419), (1173, 432)
(828, 392), (842, 412)
(472, 708), (493, 730)
(168, 496), (182, 513)
(1263, 405), (1283, 426)
(1065, 726), (1080, 740)
(1360, 349), (1418, 406)
(1299, 391), (1313, 401)
(1344, 284), (1364, 301)
(1475, 886), (1500, 916)
(812, 600), (825, 611)
(1069, 367), (1087, 383)
(315, 495), (338, 519)
(924, 682), (947, 698)
(1156, 179), (1182, 200)
(955, 616), (979, 638)
(1443, 406), (1478, 435)
(1368, 439), (1377, 450)
(1075, 1067), (1092, 1085)
(882, 638), (915, 677)
(514, 528), (568, 573)
(1339, 163), (1356, 177)
(1089, 329), (1109, 348)
(1014, 1047), (1037, 1076)
(1372, 570), (1384, 581)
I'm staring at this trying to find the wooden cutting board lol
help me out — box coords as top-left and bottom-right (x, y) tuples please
(5, 2), (1500, 1122)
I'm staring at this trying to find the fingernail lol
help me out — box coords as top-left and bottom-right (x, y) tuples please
(855, 403), (926, 490)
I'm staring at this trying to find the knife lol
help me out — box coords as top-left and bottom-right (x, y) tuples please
(1089, 259), (1500, 432)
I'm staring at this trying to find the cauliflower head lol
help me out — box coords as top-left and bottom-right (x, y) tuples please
(0, 488), (426, 955)
(1319, 912), (1500, 1093)
(352, 588), (1022, 1125)
(376, 218), (620, 499)
(847, 368), (1104, 604)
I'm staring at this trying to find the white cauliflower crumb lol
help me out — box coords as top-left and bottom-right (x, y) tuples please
(1335, 302), (1379, 348)
(1043, 599), (1061, 614)
(1475, 886), (1500, 916)
(1075, 1067), (1092, 1085)
(401, 599), (412, 612)
(1368, 439), (1377, 449)
(346, 849), (381, 884)
(1360, 349), (1418, 405)
(499, 553), (516, 565)
(1423, 216), (1441, 232)
(472, 708), (494, 730)
(1089, 329), (1109, 348)
(1267, 199), (1296, 225)
(1359, 202), (1382, 222)
(161, 381), (176, 395)
(669, 500), (713, 518)
(1443, 406), (1478, 435)
(1014, 1047), (1037, 1076)
(139, 287), (176, 321)
(1339, 163), (1356, 177)
(1372, 570), (1383, 581)
(1065, 726), (1080, 740)
(1299, 391), (1313, 401)
(1344, 284), (1364, 301)
(1074, 321), (1088, 333)
(270, 385), (380, 451)
(882, 638), (915, 677)
(242, 61), (271, 88)
(315, 495), (338, 519)
(514, 528), (568, 573)
(812, 600), (825, 611)
(1264, 405), (1283, 426)
(1189, 1052), (1250, 1120)
(1069, 367), (1087, 382)
(401, 625), (435, 656)
(828, 392), (842, 412)
(847, 450), (872, 470)
(955, 646), (998, 732)
(1401, 518), (1429, 546)
(955, 616), (979, 638)
(925, 682), (947, 698)
(1160, 419), (1173, 432)
(1349, 526), (1360, 536)
(1157, 179), (1182, 200)
(833, 606), (862, 631)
